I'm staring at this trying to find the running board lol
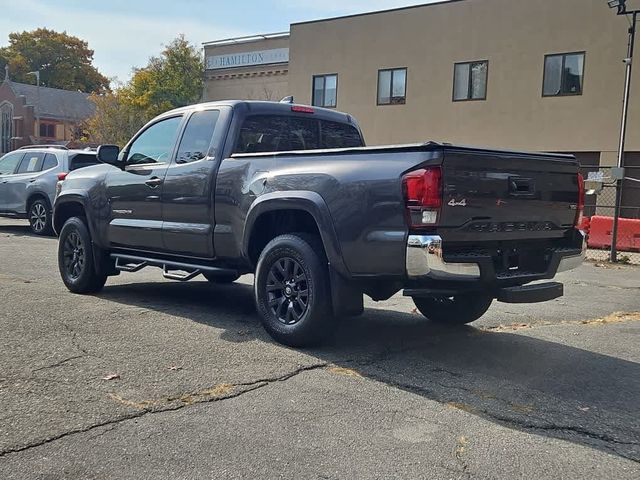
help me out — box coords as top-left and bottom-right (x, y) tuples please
(111, 253), (238, 281)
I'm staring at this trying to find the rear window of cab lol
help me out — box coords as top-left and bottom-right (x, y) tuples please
(234, 115), (363, 154)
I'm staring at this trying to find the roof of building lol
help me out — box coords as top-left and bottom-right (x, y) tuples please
(3, 79), (95, 121)
(203, 31), (290, 47)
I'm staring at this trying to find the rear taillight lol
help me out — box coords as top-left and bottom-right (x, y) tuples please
(403, 167), (442, 228)
(57, 172), (68, 181)
(575, 173), (585, 228)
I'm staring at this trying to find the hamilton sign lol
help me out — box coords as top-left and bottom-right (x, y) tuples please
(206, 48), (289, 70)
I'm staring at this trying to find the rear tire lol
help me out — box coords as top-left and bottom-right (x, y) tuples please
(254, 233), (336, 347)
(58, 217), (107, 294)
(412, 294), (493, 325)
(28, 198), (53, 236)
(202, 272), (240, 284)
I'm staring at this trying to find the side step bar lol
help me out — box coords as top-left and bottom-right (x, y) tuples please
(111, 253), (238, 282)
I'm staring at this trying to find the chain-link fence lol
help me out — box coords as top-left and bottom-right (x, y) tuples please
(583, 165), (640, 265)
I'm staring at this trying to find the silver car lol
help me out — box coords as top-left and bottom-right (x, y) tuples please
(0, 146), (99, 235)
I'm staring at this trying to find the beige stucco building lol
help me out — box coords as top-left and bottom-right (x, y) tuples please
(203, 0), (640, 173)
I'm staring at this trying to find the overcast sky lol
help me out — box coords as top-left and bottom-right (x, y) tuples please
(0, 0), (438, 83)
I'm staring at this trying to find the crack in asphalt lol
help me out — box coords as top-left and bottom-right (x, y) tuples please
(453, 436), (471, 480)
(31, 354), (86, 373)
(0, 362), (328, 458)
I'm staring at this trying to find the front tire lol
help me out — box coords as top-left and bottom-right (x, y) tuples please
(413, 294), (493, 325)
(28, 198), (53, 236)
(58, 217), (107, 294)
(254, 234), (336, 347)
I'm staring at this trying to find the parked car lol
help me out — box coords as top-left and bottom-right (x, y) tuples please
(53, 100), (586, 346)
(0, 146), (99, 235)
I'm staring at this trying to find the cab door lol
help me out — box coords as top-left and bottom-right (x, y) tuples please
(162, 108), (228, 258)
(105, 115), (184, 251)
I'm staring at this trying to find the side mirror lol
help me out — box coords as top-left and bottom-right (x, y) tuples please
(97, 145), (122, 166)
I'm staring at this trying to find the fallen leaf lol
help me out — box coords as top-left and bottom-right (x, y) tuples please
(327, 366), (362, 378)
(102, 373), (120, 381)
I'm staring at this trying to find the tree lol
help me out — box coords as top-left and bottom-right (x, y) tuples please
(82, 35), (204, 146)
(0, 28), (110, 93)
(124, 35), (204, 118)
(81, 89), (147, 147)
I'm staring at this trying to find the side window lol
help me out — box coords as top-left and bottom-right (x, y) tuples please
(289, 117), (319, 150)
(0, 152), (25, 175)
(320, 121), (364, 149)
(176, 110), (220, 164)
(42, 153), (59, 171)
(127, 116), (183, 165)
(68, 153), (98, 171)
(16, 152), (45, 174)
(234, 116), (290, 154)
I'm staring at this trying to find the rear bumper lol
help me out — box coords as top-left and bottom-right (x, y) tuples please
(406, 231), (586, 282)
(406, 235), (481, 281)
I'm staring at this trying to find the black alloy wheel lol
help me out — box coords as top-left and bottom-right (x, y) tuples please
(266, 257), (310, 325)
(254, 233), (337, 347)
(62, 230), (86, 280)
(58, 217), (107, 294)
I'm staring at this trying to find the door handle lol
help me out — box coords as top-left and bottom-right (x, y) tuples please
(145, 177), (163, 188)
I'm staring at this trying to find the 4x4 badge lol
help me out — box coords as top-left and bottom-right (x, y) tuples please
(448, 198), (467, 207)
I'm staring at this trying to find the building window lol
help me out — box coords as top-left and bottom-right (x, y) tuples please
(0, 102), (13, 154)
(453, 61), (488, 101)
(312, 74), (338, 108)
(39, 123), (56, 138)
(377, 68), (407, 105)
(543, 52), (585, 97)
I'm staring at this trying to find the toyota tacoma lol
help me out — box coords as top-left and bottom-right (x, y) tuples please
(54, 100), (586, 346)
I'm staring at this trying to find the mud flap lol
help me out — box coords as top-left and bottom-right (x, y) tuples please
(329, 266), (364, 317)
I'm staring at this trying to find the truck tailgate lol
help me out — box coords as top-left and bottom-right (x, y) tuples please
(439, 149), (580, 240)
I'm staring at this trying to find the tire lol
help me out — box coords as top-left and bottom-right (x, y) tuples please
(202, 272), (240, 284)
(28, 198), (53, 236)
(412, 294), (493, 325)
(254, 233), (336, 347)
(58, 217), (107, 294)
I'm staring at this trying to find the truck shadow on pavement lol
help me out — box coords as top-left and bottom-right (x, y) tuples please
(99, 279), (640, 463)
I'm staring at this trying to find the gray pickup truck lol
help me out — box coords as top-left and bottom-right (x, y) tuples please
(53, 100), (586, 346)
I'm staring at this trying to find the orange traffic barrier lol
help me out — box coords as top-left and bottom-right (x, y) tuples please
(587, 215), (640, 252)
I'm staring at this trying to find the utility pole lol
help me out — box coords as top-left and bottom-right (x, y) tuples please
(607, 1), (638, 262)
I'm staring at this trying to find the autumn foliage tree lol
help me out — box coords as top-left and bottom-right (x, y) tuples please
(83, 35), (204, 146)
(0, 28), (109, 93)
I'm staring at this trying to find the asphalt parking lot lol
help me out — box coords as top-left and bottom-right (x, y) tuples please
(0, 217), (638, 479)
